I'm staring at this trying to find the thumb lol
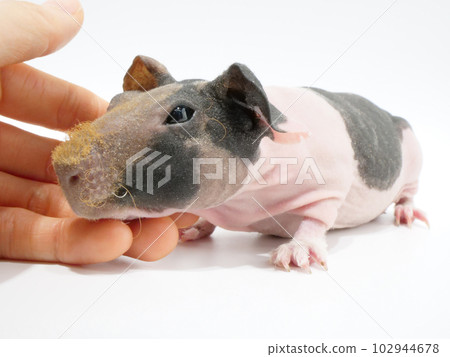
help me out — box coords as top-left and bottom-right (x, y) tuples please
(0, 0), (83, 67)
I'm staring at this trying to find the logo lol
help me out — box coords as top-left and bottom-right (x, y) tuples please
(125, 147), (325, 195)
(193, 157), (325, 185)
(126, 148), (171, 194)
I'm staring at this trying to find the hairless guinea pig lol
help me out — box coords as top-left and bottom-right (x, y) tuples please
(52, 55), (428, 272)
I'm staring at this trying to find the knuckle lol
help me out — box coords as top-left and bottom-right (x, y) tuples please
(26, 185), (53, 216)
(19, 63), (49, 102)
(26, 182), (74, 218)
(52, 218), (66, 262)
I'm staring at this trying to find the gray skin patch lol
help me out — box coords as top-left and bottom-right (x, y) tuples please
(310, 87), (410, 190)
(116, 132), (201, 212)
(200, 92), (270, 162)
(115, 79), (275, 211)
(162, 79), (277, 164)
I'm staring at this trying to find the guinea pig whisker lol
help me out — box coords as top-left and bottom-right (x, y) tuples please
(113, 190), (128, 199)
(117, 184), (142, 238)
(206, 117), (227, 142)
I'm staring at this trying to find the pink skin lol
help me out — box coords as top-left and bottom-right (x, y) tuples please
(179, 218), (216, 242)
(187, 87), (428, 272)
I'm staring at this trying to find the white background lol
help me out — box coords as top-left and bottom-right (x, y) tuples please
(0, 0), (449, 339)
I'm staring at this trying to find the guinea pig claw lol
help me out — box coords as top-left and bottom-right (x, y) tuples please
(414, 209), (430, 229)
(406, 215), (413, 228)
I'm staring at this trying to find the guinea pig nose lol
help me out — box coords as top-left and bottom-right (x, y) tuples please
(68, 171), (81, 186)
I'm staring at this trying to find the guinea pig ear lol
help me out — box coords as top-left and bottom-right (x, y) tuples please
(209, 63), (272, 124)
(123, 55), (176, 91)
(208, 63), (304, 144)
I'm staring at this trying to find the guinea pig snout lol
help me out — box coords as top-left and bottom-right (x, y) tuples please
(55, 150), (119, 208)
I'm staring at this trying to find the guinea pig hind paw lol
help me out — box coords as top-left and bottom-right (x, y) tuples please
(179, 227), (202, 242)
(179, 219), (216, 242)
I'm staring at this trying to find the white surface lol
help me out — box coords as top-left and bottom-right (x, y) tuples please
(1, 0), (449, 338)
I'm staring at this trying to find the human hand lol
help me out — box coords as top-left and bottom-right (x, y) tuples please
(0, 0), (198, 264)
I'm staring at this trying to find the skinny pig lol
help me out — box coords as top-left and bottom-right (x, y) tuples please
(52, 56), (428, 271)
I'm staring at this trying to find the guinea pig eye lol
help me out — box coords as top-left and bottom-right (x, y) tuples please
(165, 105), (195, 125)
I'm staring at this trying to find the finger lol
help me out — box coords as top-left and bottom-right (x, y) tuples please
(0, 63), (108, 130)
(0, 0), (83, 67)
(0, 121), (60, 183)
(0, 207), (133, 264)
(169, 212), (199, 228)
(125, 217), (179, 261)
(0, 171), (74, 218)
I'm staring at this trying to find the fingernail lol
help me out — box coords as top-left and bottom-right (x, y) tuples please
(43, 0), (81, 15)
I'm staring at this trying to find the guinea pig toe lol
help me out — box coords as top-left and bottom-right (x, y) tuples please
(270, 244), (293, 272)
(394, 203), (429, 228)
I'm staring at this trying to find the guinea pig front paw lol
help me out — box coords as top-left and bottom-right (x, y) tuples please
(394, 200), (429, 228)
(270, 237), (328, 273)
(179, 218), (216, 242)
